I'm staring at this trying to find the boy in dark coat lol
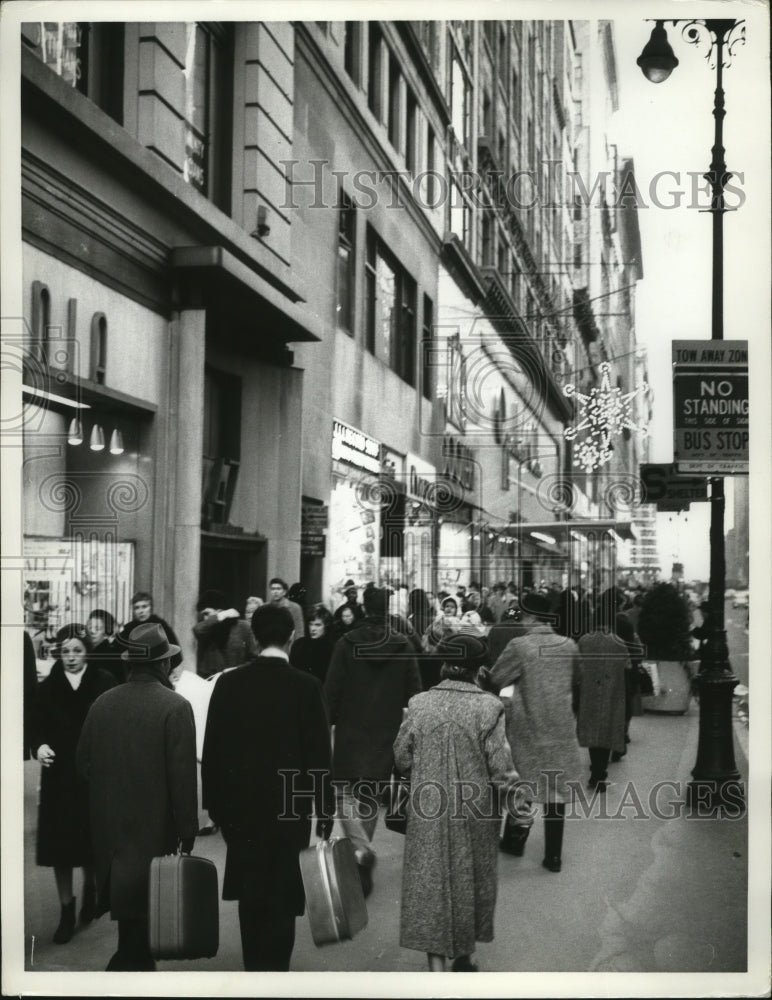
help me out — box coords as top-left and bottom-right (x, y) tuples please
(202, 603), (333, 971)
(76, 622), (198, 971)
(324, 586), (422, 894)
(116, 591), (183, 670)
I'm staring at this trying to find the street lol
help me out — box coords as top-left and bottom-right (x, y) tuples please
(21, 702), (748, 976)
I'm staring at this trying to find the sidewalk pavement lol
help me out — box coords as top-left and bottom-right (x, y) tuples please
(20, 700), (751, 979)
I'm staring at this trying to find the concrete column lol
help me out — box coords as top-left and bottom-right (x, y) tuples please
(169, 309), (205, 669)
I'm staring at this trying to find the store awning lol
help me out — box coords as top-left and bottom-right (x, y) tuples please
(497, 519), (637, 544)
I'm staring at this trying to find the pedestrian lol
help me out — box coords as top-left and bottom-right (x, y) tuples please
(24, 629), (38, 761)
(30, 624), (117, 944)
(86, 609), (125, 684)
(289, 602), (337, 685)
(335, 604), (357, 637)
(76, 622), (198, 971)
(267, 577), (305, 640)
(575, 603), (630, 791)
(393, 633), (526, 972)
(202, 604), (333, 971)
(487, 605), (527, 665)
(408, 588), (441, 690)
(244, 595), (263, 622)
(489, 593), (583, 872)
(486, 581), (509, 623)
(598, 587), (645, 759)
(193, 590), (258, 679)
(116, 591), (183, 670)
(463, 587), (495, 625)
(324, 586), (422, 896)
(333, 581), (364, 629)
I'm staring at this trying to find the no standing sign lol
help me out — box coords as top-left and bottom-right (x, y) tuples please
(672, 340), (748, 475)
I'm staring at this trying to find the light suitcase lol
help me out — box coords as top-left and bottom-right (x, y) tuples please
(299, 837), (368, 946)
(148, 853), (219, 960)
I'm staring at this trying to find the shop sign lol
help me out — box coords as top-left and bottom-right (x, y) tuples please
(639, 463), (709, 512)
(672, 340), (748, 474)
(441, 435), (475, 491)
(332, 420), (381, 473)
(406, 453), (437, 503)
(301, 502), (328, 557)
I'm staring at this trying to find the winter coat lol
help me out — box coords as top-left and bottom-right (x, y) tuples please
(193, 614), (258, 679)
(31, 660), (116, 867)
(24, 630), (38, 761)
(393, 681), (518, 959)
(324, 619), (422, 783)
(201, 656), (333, 913)
(575, 631), (629, 753)
(117, 614), (183, 670)
(89, 636), (126, 684)
(76, 668), (198, 919)
(289, 633), (337, 686)
(490, 624), (583, 802)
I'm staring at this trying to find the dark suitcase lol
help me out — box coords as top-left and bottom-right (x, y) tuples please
(299, 838), (368, 946)
(148, 853), (219, 960)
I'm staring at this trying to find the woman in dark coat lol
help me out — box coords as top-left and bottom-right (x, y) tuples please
(30, 624), (116, 944)
(289, 603), (337, 684)
(86, 609), (125, 684)
(193, 590), (258, 678)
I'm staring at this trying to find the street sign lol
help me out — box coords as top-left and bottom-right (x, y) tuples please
(672, 340), (748, 475)
(639, 463), (709, 511)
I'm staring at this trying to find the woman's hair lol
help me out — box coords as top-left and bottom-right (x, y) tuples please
(307, 603), (333, 632)
(440, 662), (478, 683)
(87, 608), (115, 634)
(53, 623), (92, 656)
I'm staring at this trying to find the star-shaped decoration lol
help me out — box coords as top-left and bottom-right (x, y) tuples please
(563, 363), (649, 472)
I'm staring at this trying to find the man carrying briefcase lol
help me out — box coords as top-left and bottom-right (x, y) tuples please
(77, 622), (198, 971)
(202, 603), (334, 971)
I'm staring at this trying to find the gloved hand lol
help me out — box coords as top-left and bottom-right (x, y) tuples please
(179, 838), (195, 855)
(315, 818), (334, 841)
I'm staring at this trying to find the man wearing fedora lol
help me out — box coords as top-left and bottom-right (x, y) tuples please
(77, 622), (198, 971)
(333, 580), (364, 628)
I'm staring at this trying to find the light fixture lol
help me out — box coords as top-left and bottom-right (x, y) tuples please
(531, 531), (557, 545)
(109, 429), (125, 455)
(67, 416), (83, 445)
(637, 21), (679, 83)
(89, 424), (105, 451)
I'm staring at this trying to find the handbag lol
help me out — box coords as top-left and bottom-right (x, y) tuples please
(384, 769), (410, 834)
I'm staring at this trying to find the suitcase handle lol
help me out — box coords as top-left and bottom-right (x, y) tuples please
(315, 840), (343, 942)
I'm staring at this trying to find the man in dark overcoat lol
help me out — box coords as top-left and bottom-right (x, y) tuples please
(76, 622), (198, 971)
(201, 603), (333, 971)
(324, 586), (422, 894)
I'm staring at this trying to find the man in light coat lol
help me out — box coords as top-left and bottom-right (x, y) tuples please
(489, 592), (583, 873)
(76, 622), (198, 971)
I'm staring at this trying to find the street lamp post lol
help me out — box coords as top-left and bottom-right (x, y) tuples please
(637, 19), (745, 809)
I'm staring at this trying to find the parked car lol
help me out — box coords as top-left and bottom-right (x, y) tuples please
(732, 590), (749, 609)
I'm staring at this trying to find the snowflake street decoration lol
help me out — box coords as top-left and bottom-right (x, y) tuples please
(563, 363), (649, 472)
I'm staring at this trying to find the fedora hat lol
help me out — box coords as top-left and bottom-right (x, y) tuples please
(121, 622), (180, 662)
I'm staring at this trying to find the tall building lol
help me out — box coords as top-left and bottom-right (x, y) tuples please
(16, 17), (645, 666)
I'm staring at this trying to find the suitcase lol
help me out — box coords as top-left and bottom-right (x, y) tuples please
(148, 853), (219, 960)
(298, 838), (368, 946)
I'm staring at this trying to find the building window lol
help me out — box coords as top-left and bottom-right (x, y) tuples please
(426, 125), (437, 205)
(202, 368), (241, 527)
(344, 21), (360, 85)
(422, 294), (434, 401)
(405, 88), (418, 173)
(181, 23), (233, 212)
(418, 21), (440, 73)
(388, 53), (401, 150)
(481, 214), (494, 267)
(368, 23), (384, 121)
(365, 227), (417, 387)
(336, 190), (356, 333)
(498, 25), (508, 85)
(449, 48), (470, 149)
(90, 313), (107, 385)
(22, 22), (125, 123)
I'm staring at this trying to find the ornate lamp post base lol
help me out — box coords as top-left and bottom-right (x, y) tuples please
(688, 670), (743, 810)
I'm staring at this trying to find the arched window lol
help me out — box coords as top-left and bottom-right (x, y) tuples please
(30, 281), (51, 361)
(90, 312), (107, 384)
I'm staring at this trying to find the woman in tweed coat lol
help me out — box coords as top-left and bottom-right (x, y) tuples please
(393, 634), (523, 972)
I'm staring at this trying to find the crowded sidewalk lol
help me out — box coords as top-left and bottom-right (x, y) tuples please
(21, 700), (749, 977)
